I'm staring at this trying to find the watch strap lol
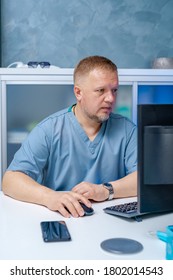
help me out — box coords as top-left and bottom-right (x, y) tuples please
(102, 182), (114, 200)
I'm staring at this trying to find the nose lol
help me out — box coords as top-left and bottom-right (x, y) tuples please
(104, 90), (116, 103)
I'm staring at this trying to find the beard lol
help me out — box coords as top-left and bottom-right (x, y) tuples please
(83, 107), (111, 123)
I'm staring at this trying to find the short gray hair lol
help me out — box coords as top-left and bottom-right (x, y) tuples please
(74, 55), (118, 84)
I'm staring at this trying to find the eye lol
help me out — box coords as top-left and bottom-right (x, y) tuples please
(112, 88), (118, 94)
(96, 88), (105, 95)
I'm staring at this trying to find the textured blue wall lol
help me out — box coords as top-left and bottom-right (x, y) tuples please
(1, 0), (173, 68)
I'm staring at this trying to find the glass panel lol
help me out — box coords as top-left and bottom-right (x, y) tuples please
(114, 85), (132, 120)
(138, 85), (173, 104)
(7, 84), (76, 166)
(6, 84), (133, 166)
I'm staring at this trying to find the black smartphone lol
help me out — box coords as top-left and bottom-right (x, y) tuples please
(40, 221), (71, 242)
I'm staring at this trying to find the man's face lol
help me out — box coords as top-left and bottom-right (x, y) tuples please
(75, 68), (119, 123)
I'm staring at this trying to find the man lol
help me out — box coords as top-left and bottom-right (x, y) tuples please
(2, 56), (137, 218)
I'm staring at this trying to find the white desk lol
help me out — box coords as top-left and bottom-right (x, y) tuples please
(0, 191), (172, 260)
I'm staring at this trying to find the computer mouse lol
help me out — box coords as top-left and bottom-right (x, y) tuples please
(80, 202), (94, 216)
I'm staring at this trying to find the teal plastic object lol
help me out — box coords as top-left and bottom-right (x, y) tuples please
(157, 225), (173, 260)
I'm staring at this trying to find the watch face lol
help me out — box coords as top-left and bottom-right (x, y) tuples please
(104, 183), (112, 187)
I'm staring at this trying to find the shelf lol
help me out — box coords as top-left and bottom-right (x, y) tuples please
(8, 131), (28, 144)
(1, 68), (173, 182)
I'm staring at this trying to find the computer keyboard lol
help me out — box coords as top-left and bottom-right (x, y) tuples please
(103, 201), (138, 218)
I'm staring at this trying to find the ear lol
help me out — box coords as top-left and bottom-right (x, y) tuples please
(74, 85), (82, 101)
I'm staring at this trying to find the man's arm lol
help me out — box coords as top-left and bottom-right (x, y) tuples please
(110, 171), (137, 199)
(72, 171), (137, 201)
(2, 171), (92, 217)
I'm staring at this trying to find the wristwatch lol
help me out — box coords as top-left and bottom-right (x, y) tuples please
(102, 182), (114, 200)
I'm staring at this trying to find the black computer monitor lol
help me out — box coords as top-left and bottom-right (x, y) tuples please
(138, 104), (173, 214)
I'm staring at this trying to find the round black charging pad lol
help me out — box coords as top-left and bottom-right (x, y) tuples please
(100, 238), (143, 254)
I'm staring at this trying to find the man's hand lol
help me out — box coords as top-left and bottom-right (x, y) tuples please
(72, 182), (109, 201)
(45, 190), (92, 218)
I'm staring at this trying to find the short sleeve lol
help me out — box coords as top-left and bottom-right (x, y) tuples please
(124, 122), (137, 175)
(7, 124), (51, 183)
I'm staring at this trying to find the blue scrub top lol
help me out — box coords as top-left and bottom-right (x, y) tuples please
(8, 107), (137, 191)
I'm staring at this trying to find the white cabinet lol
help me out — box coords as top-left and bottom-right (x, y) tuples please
(1, 68), (173, 182)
